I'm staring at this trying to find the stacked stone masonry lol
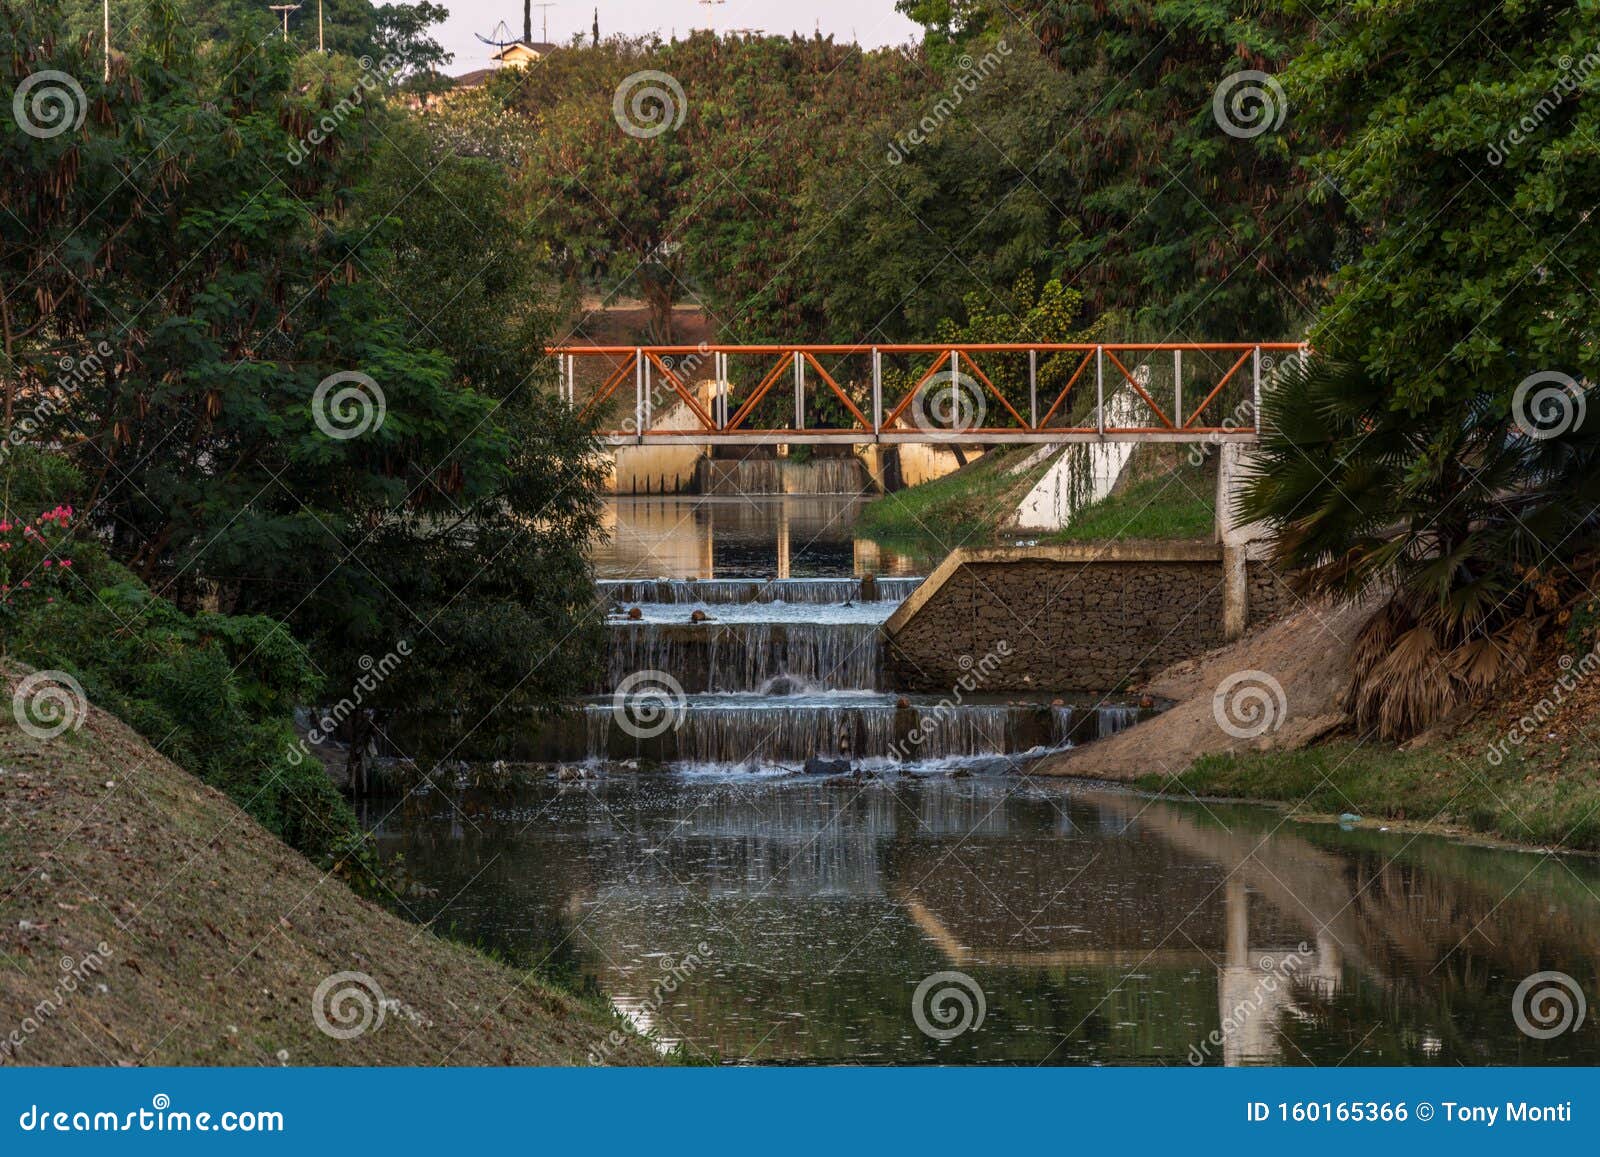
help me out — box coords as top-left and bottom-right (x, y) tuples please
(887, 557), (1292, 693)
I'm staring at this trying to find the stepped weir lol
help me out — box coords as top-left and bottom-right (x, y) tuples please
(576, 571), (1148, 772)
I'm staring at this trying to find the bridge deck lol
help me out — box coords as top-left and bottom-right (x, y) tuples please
(547, 342), (1303, 445)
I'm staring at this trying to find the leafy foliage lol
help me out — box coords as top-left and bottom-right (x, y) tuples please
(1241, 355), (1600, 737)
(1238, 2), (1600, 736)
(2, 2), (606, 793)
(0, 452), (354, 864)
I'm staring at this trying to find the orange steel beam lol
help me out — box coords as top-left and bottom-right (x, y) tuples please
(645, 351), (718, 430)
(1180, 348), (1254, 429)
(883, 352), (955, 429)
(552, 342), (1307, 354)
(577, 354), (637, 423)
(549, 343), (1302, 436)
(957, 351), (1029, 429)
(1102, 349), (1176, 430)
(1035, 351), (1094, 429)
(724, 354), (793, 431)
(801, 351), (871, 430)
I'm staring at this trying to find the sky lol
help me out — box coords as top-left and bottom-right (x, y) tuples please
(430, 0), (923, 75)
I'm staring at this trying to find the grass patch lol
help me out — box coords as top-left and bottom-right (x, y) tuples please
(857, 444), (1218, 559)
(855, 447), (1045, 555)
(1042, 461), (1215, 543)
(1140, 735), (1600, 852)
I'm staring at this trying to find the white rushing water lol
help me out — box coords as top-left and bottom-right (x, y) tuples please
(591, 573), (1147, 773)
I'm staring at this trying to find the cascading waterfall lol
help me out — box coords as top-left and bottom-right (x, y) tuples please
(1049, 704), (1143, 747)
(586, 698), (1054, 766)
(607, 621), (887, 693)
(585, 570), (1154, 772)
(598, 577), (922, 605)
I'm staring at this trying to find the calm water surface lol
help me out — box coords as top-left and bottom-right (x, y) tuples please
(364, 775), (1600, 1065)
(593, 494), (931, 579)
(371, 487), (1600, 1064)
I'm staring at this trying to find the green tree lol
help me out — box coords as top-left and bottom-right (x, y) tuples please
(1240, 0), (1600, 738)
(884, 3), (1337, 340)
(371, 1), (453, 87)
(3, 0), (605, 790)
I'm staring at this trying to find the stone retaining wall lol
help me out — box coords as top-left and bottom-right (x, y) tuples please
(885, 542), (1289, 692)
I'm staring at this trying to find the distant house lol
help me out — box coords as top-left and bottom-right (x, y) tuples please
(489, 41), (558, 69)
(449, 41), (556, 94)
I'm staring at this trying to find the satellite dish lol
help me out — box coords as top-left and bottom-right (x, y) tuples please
(476, 20), (519, 48)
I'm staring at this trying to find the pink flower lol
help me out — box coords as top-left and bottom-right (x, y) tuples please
(59, 559), (72, 568)
(20, 581), (30, 589)
(42, 559), (51, 567)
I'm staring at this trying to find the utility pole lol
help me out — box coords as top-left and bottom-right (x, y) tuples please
(698, 0), (723, 30)
(318, 0), (324, 52)
(268, 3), (300, 41)
(530, 2), (556, 43)
(103, 0), (110, 80)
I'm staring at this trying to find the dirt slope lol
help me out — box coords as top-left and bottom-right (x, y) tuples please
(1033, 598), (1373, 780)
(0, 667), (655, 1066)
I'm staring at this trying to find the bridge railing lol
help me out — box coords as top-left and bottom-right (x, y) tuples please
(546, 343), (1307, 445)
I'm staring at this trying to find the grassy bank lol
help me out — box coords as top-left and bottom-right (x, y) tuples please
(855, 447), (1040, 554)
(1041, 461), (1214, 543)
(0, 666), (659, 1065)
(1138, 648), (1600, 853)
(857, 444), (1217, 557)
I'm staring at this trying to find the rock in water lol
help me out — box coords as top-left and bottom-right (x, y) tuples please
(803, 757), (852, 776)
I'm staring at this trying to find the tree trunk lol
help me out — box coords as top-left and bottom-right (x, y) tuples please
(639, 273), (675, 344)
(346, 710), (373, 799)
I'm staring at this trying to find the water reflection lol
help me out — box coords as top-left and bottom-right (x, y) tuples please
(592, 495), (930, 579)
(364, 776), (1600, 1065)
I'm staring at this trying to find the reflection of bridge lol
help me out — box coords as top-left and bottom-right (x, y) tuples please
(550, 342), (1306, 446)
(901, 792), (1351, 1065)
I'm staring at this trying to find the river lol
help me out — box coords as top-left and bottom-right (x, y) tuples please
(363, 494), (1600, 1065)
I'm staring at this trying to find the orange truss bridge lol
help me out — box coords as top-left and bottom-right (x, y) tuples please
(549, 343), (1307, 446)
